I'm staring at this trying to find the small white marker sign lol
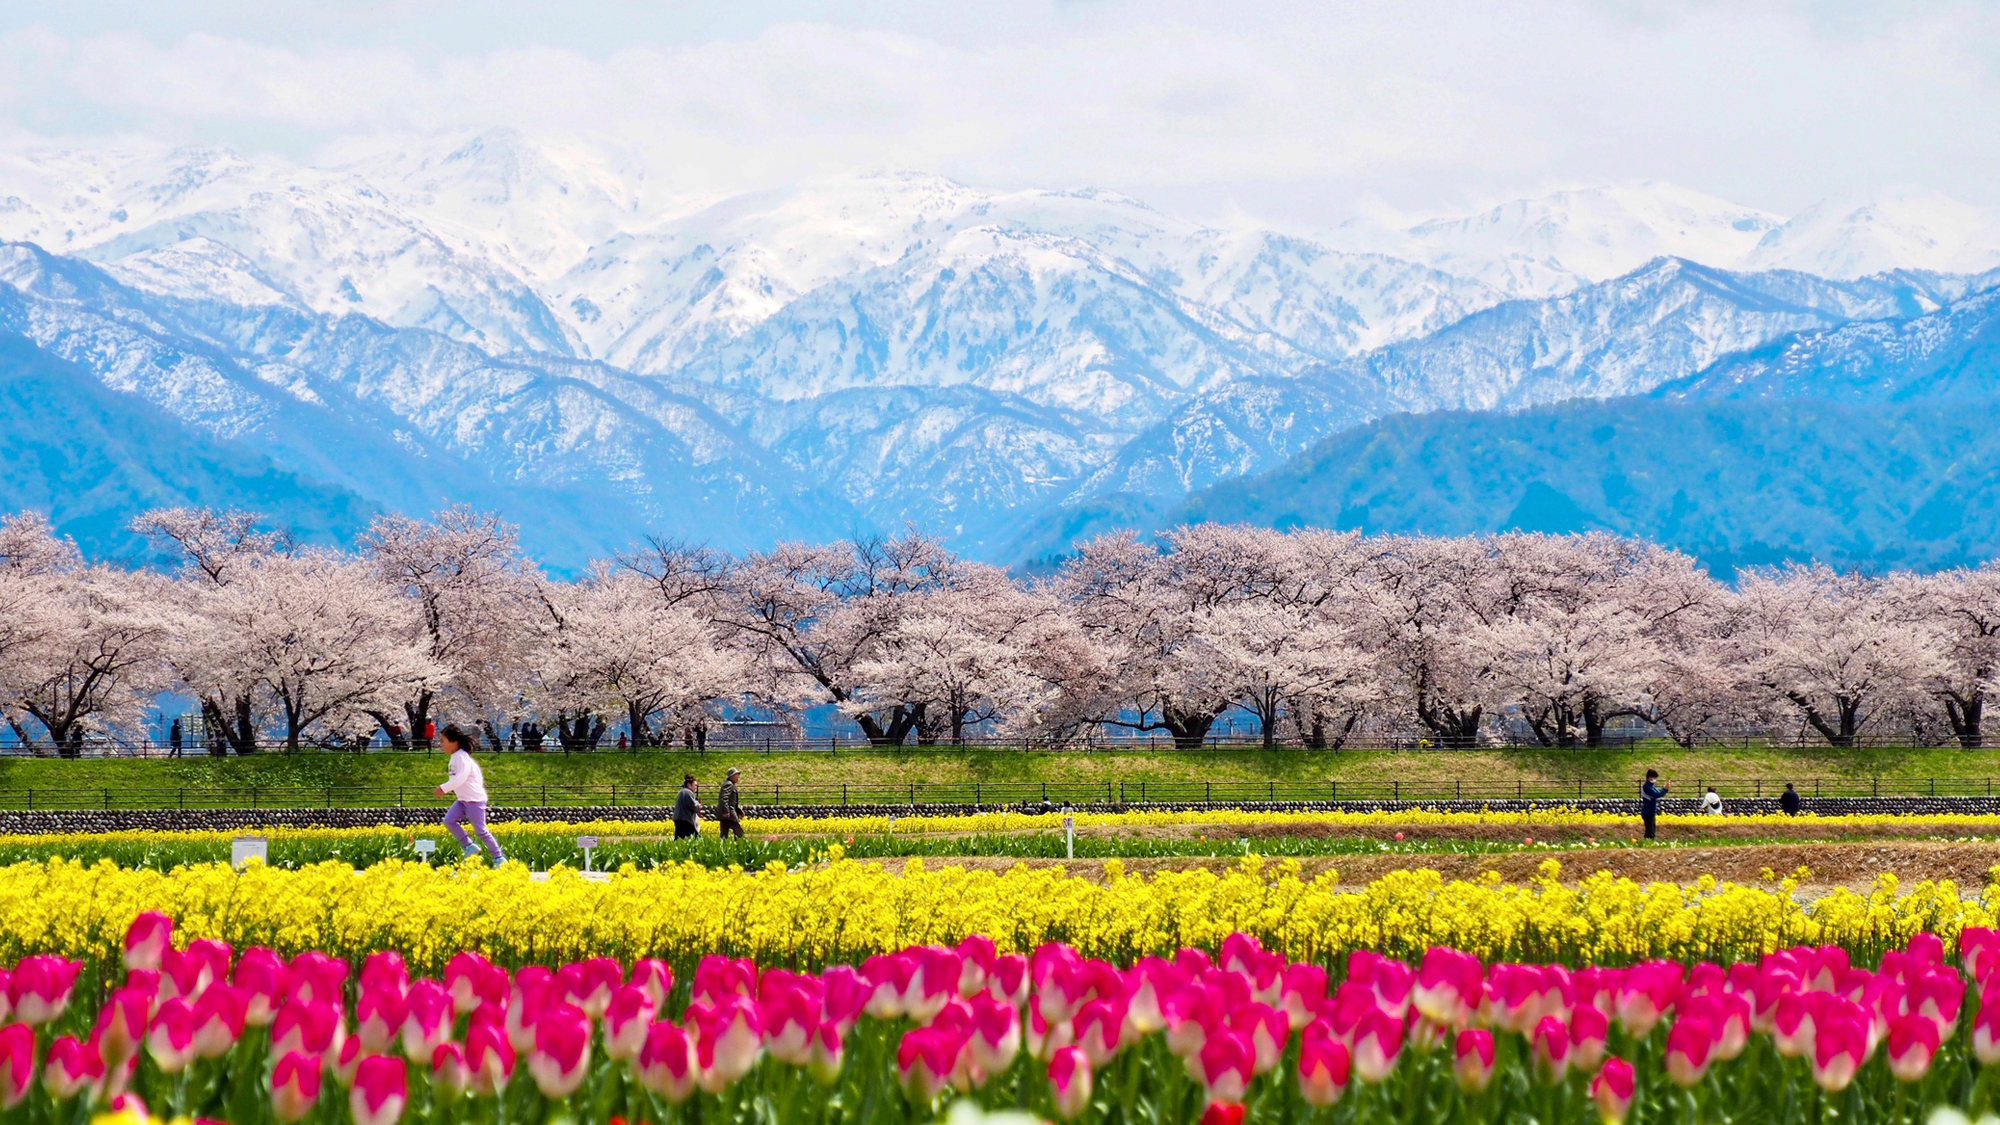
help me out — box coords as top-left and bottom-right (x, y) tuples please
(231, 836), (268, 870)
(413, 839), (437, 857)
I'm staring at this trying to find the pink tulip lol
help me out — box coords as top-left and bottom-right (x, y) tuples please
(159, 948), (211, 1005)
(861, 953), (913, 1020)
(809, 1021), (845, 1085)
(465, 1020), (514, 1097)
(896, 1026), (959, 1102)
(1975, 995), (2000, 1064)
(906, 947), (964, 1023)
(1453, 1028), (1494, 1092)
(606, 985), (660, 1062)
(1663, 1017), (1712, 1088)
(957, 934), (998, 997)
(1059, 996), (1114, 1068)
(1277, 963), (1327, 1031)
(1298, 1022), (1351, 1106)
(350, 1055), (406, 1125)
(1222, 934), (1267, 976)
(1907, 970), (1963, 1036)
(1909, 932), (1945, 965)
(559, 957), (624, 1020)
(401, 980), (454, 1062)
(692, 956), (757, 1008)
(507, 965), (555, 1053)
(92, 987), (151, 1067)
(334, 1037), (365, 1088)
(1124, 958), (1181, 1034)
(444, 952), (505, 1016)
(430, 1042), (470, 1099)
(1351, 1007), (1404, 1084)
(1773, 991), (1817, 1058)
(10, 955), (81, 1025)
(190, 983), (245, 1058)
(288, 952), (349, 1008)
(356, 984), (407, 1054)
(1229, 1002), (1288, 1075)
(1026, 994), (1073, 1061)
(1193, 1029), (1254, 1104)
(1886, 1014), (1939, 1083)
(359, 951), (409, 998)
(271, 1000), (341, 1064)
(986, 954), (1029, 1007)
(806, 965), (863, 1037)
(1962, 927), (1999, 983)
(1811, 1013), (1868, 1092)
(0, 1024), (30, 1111)
(1413, 948), (1483, 1025)
(1033, 944), (1087, 1024)
(966, 994), (1021, 1074)
(1569, 1004), (1609, 1073)
(1593, 1057), (1635, 1124)
(691, 996), (763, 1092)
(527, 1002), (592, 1099)
(636, 1021), (697, 1102)
(42, 1035), (102, 1101)
(1163, 982), (1222, 1059)
(630, 959), (673, 1011)
(1371, 959), (1416, 1020)
(147, 997), (196, 1073)
(231, 948), (287, 1027)
(1682, 992), (1750, 1061)
(123, 912), (173, 972)
(1048, 1045), (1092, 1121)
(1615, 961), (1682, 1038)
(270, 1052), (321, 1124)
(1532, 1015), (1570, 1084)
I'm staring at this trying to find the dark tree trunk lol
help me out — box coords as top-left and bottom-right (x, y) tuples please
(1947, 694), (1985, 749)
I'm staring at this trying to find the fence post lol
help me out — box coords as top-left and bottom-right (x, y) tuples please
(103, 788), (109, 810)
(611, 785), (617, 807)
(843, 784), (848, 807)
(1205, 781), (1211, 802)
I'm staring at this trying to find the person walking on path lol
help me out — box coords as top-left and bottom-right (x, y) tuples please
(1640, 769), (1668, 840)
(674, 774), (702, 840)
(168, 718), (182, 758)
(435, 724), (505, 864)
(1781, 783), (1802, 816)
(718, 768), (745, 839)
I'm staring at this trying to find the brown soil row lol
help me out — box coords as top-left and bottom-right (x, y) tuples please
(888, 842), (2000, 895)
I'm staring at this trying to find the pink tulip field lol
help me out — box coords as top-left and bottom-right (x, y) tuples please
(1, 913), (1998, 1123)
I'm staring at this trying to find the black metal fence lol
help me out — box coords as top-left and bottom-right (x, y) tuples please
(5, 775), (1994, 812)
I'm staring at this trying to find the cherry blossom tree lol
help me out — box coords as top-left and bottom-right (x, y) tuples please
(360, 507), (537, 749)
(1739, 564), (1942, 747)
(1890, 567), (2000, 748)
(191, 551), (439, 751)
(134, 507), (293, 754)
(729, 533), (958, 745)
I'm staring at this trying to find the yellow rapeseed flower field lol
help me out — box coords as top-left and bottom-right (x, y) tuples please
(0, 851), (1987, 975)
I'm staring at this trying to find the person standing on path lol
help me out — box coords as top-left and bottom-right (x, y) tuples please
(1781, 782), (1802, 816)
(1702, 786), (1723, 816)
(1640, 769), (1668, 841)
(435, 724), (506, 864)
(674, 774), (702, 840)
(718, 767), (745, 839)
(168, 718), (182, 758)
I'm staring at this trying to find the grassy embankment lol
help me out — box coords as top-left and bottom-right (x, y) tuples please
(0, 744), (1996, 808)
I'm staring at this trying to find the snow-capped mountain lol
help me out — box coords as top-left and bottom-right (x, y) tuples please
(1343, 182), (1782, 297)
(1743, 188), (2000, 279)
(3, 129), (2000, 566)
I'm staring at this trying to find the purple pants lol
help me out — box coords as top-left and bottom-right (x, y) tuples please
(445, 800), (505, 862)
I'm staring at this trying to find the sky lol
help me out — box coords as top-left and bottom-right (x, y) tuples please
(0, 0), (1996, 230)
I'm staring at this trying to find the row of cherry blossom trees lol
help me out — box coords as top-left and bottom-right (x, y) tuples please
(0, 507), (1990, 755)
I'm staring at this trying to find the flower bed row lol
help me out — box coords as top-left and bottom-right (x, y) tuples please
(0, 855), (1982, 975)
(10, 912), (2000, 1124)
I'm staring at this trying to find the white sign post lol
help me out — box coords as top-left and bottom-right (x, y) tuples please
(412, 839), (437, 863)
(1063, 813), (1074, 860)
(578, 836), (600, 872)
(231, 835), (268, 871)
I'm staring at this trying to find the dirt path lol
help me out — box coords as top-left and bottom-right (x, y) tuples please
(885, 841), (2000, 895)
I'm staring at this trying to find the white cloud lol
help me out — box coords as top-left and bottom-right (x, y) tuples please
(0, 0), (1996, 226)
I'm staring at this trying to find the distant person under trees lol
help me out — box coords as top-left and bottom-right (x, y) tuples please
(1640, 769), (1668, 840)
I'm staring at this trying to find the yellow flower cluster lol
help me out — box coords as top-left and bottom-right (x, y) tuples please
(2, 804), (1992, 851)
(0, 853), (1987, 975)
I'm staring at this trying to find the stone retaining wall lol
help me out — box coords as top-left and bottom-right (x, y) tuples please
(0, 795), (1992, 834)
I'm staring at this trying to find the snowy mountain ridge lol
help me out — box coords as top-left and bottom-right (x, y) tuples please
(4, 129), (2000, 563)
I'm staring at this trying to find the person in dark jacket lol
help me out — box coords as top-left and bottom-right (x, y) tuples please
(674, 774), (701, 840)
(718, 768), (745, 839)
(168, 718), (182, 758)
(1640, 769), (1668, 840)
(1780, 783), (1802, 816)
